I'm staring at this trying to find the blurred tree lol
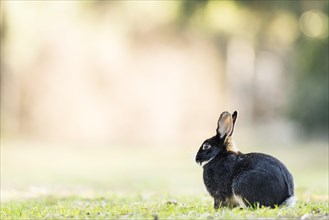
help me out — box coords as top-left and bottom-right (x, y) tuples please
(290, 36), (328, 136)
(175, 0), (328, 137)
(1, 0), (327, 143)
(178, 0), (208, 25)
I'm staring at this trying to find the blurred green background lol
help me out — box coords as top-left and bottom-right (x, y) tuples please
(1, 1), (328, 202)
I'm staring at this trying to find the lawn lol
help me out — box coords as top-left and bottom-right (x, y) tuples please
(1, 194), (328, 219)
(1, 140), (328, 219)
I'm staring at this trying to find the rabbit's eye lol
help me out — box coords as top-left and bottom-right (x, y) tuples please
(202, 144), (211, 150)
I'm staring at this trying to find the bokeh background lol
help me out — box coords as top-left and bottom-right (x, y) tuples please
(1, 1), (328, 202)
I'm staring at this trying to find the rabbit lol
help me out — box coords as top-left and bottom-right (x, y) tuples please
(195, 111), (295, 209)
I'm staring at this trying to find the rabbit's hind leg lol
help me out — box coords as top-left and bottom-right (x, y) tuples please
(232, 170), (284, 208)
(226, 194), (246, 208)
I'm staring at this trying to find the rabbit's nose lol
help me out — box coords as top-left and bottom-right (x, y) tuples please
(195, 155), (201, 163)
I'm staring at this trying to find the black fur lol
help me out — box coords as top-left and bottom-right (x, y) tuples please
(195, 111), (294, 209)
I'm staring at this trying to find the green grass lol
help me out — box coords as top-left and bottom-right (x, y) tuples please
(1, 140), (328, 219)
(1, 194), (328, 219)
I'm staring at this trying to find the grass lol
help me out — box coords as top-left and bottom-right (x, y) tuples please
(1, 194), (328, 219)
(1, 139), (328, 219)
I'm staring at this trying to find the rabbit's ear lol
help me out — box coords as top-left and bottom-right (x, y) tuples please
(229, 111), (238, 136)
(216, 111), (233, 139)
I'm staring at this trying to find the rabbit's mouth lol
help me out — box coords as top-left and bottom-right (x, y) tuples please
(198, 158), (214, 167)
(196, 159), (203, 166)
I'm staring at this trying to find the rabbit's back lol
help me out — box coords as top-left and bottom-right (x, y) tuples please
(232, 153), (294, 207)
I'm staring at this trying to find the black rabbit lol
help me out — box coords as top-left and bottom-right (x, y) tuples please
(195, 111), (295, 209)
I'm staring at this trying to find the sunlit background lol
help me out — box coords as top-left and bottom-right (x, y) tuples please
(1, 1), (328, 202)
